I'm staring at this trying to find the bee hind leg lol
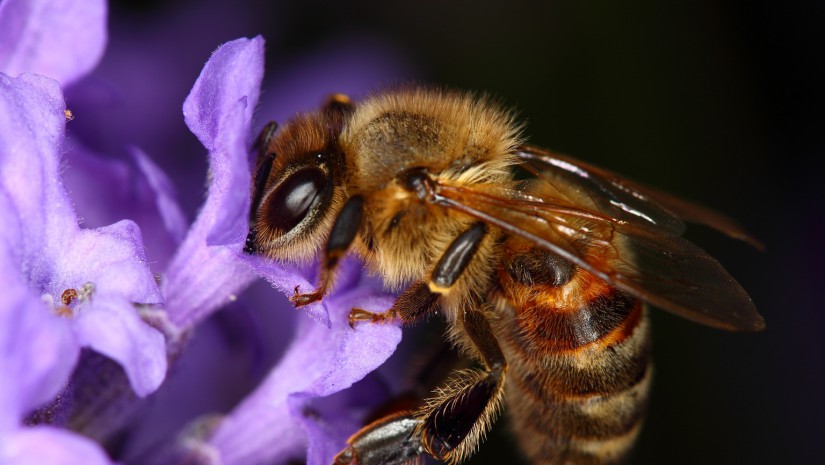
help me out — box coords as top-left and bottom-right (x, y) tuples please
(417, 308), (506, 463)
(332, 412), (424, 465)
(339, 222), (504, 463)
(335, 309), (506, 465)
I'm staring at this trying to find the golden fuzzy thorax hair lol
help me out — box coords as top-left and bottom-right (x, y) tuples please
(339, 87), (522, 290)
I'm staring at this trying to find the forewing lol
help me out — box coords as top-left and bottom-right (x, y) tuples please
(435, 184), (764, 331)
(515, 145), (764, 249)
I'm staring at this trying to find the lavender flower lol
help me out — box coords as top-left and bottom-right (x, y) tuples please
(0, 73), (165, 462)
(1, 1), (413, 463)
(0, 1), (165, 462)
(0, 0), (166, 385)
(0, 0), (106, 87)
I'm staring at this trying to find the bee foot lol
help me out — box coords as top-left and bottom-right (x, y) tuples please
(290, 286), (323, 307)
(348, 308), (396, 328)
(332, 446), (355, 465)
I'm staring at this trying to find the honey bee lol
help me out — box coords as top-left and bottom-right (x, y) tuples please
(245, 87), (764, 465)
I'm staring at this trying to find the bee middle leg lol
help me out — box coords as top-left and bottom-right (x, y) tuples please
(348, 281), (440, 327)
(348, 221), (488, 326)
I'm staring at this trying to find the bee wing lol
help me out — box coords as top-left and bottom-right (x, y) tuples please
(515, 145), (764, 250)
(435, 182), (765, 332)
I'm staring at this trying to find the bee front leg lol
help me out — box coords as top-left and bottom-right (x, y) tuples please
(292, 195), (365, 307)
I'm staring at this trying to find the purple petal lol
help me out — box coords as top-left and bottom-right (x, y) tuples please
(0, 76), (77, 424)
(300, 290), (400, 397)
(0, 76), (159, 303)
(50, 221), (162, 305)
(209, 287), (399, 465)
(50, 221), (166, 394)
(301, 406), (360, 465)
(61, 143), (187, 270)
(74, 296), (166, 397)
(0, 0), (107, 87)
(295, 289), (403, 465)
(164, 37), (265, 329)
(0, 273), (76, 428)
(183, 36), (263, 248)
(183, 37), (262, 154)
(0, 72), (166, 396)
(116, 284), (302, 465)
(238, 256), (369, 328)
(0, 192), (75, 425)
(0, 73), (71, 257)
(130, 147), (189, 244)
(163, 242), (257, 330)
(300, 374), (393, 465)
(0, 426), (113, 465)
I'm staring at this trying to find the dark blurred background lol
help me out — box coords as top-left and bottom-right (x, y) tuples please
(93, 0), (825, 463)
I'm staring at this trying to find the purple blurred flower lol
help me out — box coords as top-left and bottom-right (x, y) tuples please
(0, 0), (189, 272)
(0, 1), (165, 463)
(0, 0), (106, 87)
(1, 1), (413, 463)
(0, 0), (165, 391)
(61, 144), (189, 272)
(0, 72), (164, 462)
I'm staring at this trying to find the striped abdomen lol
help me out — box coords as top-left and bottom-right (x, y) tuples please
(491, 246), (652, 465)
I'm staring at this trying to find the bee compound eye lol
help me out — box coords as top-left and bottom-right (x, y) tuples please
(266, 168), (325, 233)
(251, 154), (275, 215)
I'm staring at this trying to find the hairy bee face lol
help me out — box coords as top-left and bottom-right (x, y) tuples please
(249, 113), (345, 263)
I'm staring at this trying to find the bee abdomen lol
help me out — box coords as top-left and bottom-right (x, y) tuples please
(494, 259), (652, 464)
(507, 356), (651, 464)
(504, 307), (651, 464)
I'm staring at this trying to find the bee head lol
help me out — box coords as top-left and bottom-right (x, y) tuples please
(246, 111), (346, 263)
